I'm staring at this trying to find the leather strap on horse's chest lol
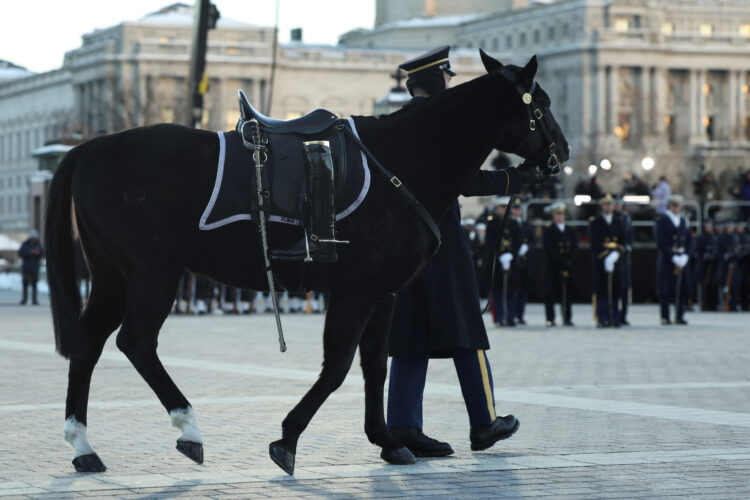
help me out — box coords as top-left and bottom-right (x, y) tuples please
(341, 126), (441, 257)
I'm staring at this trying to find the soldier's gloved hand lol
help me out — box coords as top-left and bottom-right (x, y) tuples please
(518, 243), (529, 257)
(604, 251), (620, 272)
(499, 252), (513, 271)
(517, 161), (560, 186)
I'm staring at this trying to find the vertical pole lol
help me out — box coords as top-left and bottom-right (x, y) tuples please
(186, 0), (220, 128)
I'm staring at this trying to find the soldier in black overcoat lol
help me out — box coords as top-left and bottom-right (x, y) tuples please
(543, 202), (578, 326)
(654, 195), (692, 324)
(614, 201), (633, 326)
(588, 193), (626, 327)
(511, 199), (534, 325)
(387, 46), (542, 458)
(718, 221), (741, 311)
(694, 221), (718, 310)
(18, 229), (44, 305)
(487, 199), (521, 326)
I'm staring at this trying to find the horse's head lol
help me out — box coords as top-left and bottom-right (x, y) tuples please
(480, 49), (570, 172)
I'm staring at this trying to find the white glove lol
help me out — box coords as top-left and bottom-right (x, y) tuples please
(518, 243), (529, 257)
(677, 254), (689, 268)
(671, 255), (681, 267)
(499, 252), (513, 271)
(604, 250), (620, 272)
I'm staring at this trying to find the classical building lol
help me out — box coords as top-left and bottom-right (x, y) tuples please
(0, 3), (485, 234)
(343, 0), (750, 196)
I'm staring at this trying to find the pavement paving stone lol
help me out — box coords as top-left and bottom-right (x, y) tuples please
(2, 299), (750, 497)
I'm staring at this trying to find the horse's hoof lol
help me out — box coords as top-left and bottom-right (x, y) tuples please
(269, 440), (295, 475)
(72, 453), (106, 473)
(176, 440), (204, 464)
(380, 446), (416, 465)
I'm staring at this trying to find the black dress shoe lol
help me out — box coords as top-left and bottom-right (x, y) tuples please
(620, 320), (630, 326)
(470, 415), (520, 451)
(661, 318), (671, 325)
(545, 320), (555, 327)
(563, 320), (574, 327)
(390, 427), (454, 457)
(517, 318), (526, 325)
(675, 318), (688, 325)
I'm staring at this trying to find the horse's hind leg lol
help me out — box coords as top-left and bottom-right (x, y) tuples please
(115, 270), (204, 465)
(358, 295), (415, 465)
(64, 240), (127, 472)
(269, 292), (376, 475)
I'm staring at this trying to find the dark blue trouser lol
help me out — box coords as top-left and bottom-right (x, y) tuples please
(516, 292), (527, 321)
(387, 349), (496, 429)
(492, 292), (517, 324)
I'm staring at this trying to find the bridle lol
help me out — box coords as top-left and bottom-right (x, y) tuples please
(498, 68), (563, 172)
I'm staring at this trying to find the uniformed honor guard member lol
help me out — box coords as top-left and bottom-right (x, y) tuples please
(387, 46), (528, 459)
(738, 223), (750, 310)
(487, 197), (521, 326)
(654, 195), (692, 324)
(613, 200), (634, 326)
(694, 221), (718, 311)
(511, 199), (534, 325)
(718, 220), (740, 311)
(589, 193), (626, 327)
(543, 202), (578, 326)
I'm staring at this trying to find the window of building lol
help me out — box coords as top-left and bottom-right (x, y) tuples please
(562, 23), (570, 38)
(533, 29), (540, 44)
(662, 23), (674, 35)
(614, 18), (630, 32)
(492, 37), (499, 51)
(740, 24), (750, 38)
(699, 24), (713, 37)
(745, 117), (750, 140)
(506, 34), (513, 48)
(425, 0), (437, 17)
(520, 32), (527, 45)
(548, 26), (555, 41)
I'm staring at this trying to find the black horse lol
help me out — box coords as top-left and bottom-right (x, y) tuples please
(46, 51), (568, 475)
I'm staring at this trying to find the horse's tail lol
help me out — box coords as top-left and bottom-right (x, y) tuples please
(45, 147), (83, 359)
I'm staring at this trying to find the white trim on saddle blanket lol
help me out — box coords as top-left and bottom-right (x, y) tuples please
(198, 117), (371, 231)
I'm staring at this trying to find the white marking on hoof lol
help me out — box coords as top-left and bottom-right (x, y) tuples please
(63, 416), (96, 458)
(170, 406), (203, 444)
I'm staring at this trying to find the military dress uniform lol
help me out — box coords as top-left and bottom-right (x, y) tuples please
(589, 198), (626, 327)
(487, 211), (521, 326)
(718, 223), (741, 311)
(654, 207), (692, 324)
(618, 210), (634, 325)
(513, 201), (535, 325)
(543, 207), (578, 326)
(387, 46), (520, 458)
(694, 227), (718, 311)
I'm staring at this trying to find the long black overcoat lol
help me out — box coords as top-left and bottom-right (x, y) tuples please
(389, 171), (521, 358)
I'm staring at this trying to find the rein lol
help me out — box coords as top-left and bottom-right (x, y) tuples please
(341, 124), (442, 258)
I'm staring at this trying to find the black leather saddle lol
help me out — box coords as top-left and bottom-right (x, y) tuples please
(238, 90), (339, 136)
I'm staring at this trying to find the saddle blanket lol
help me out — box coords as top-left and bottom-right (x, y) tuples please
(199, 117), (371, 230)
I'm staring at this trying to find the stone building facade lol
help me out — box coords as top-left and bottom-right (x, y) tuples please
(343, 0), (750, 196)
(0, 3), (486, 234)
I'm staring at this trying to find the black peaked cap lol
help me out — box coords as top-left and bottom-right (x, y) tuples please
(398, 45), (456, 77)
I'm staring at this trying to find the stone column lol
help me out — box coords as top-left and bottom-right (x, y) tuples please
(697, 69), (707, 139)
(728, 70), (737, 139)
(740, 72), (748, 140)
(640, 67), (650, 138)
(654, 67), (668, 136)
(597, 66), (607, 136)
(688, 69), (697, 137)
(609, 65), (618, 134)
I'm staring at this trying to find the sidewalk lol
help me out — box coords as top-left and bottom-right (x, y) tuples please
(1, 302), (749, 498)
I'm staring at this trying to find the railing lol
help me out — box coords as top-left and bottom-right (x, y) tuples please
(703, 200), (750, 223)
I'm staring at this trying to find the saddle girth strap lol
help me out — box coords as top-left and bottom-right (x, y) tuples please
(340, 125), (441, 257)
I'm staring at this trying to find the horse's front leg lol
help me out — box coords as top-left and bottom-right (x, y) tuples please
(269, 291), (376, 475)
(358, 294), (416, 465)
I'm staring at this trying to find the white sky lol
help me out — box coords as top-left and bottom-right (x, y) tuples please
(0, 0), (376, 73)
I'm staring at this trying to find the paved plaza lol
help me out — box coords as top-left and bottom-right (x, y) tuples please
(1, 289), (750, 499)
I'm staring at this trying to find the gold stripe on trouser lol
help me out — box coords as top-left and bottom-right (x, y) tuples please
(477, 350), (496, 421)
(592, 294), (597, 321)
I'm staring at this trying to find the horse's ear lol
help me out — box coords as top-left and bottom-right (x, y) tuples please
(522, 55), (538, 81)
(479, 48), (503, 73)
